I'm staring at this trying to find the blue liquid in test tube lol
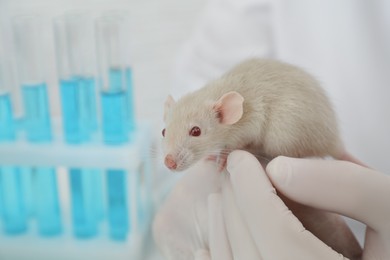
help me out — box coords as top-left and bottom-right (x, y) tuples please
(0, 167), (27, 234)
(32, 167), (61, 235)
(60, 76), (99, 143)
(22, 83), (62, 236)
(0, 92), (27, 234)
(0, 92), (16, 140)
(22, 83), (52, 142)
(60, 77), (90, 143)
(60, 78), (87, 142)
(108, 67), (136, 132)
(106, 169), (129, 240)
(101, 67), (137, 143)
(69, 169), (98, 237)
(101, 66), (130, 145)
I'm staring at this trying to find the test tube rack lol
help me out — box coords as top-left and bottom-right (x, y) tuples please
(0, 121), (154, 260)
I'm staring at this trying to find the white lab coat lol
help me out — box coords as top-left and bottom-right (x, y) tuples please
(171, 0), (390, 175)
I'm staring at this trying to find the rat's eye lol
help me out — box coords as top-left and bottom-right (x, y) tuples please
(189, 126), (201, 137)
(162, 128), (166, 137)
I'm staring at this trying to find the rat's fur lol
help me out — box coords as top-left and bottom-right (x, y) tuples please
(163, 58), (345, 171)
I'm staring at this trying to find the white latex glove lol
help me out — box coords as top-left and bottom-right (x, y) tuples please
(153, 160), (223, 260)
(207, 151), (390, 260)
(153, 150), (389, 259)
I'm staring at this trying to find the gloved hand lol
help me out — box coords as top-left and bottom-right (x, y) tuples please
(206, 151), (390, 260)
(153, 151), (390, 259)
(153, 160), (224, 260)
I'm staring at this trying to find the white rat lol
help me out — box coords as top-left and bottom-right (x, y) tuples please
(162, 58), (362, 171)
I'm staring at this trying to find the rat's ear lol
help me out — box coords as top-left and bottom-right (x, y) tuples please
(164, 95), (176, 122)
(213, 91), (244, 125)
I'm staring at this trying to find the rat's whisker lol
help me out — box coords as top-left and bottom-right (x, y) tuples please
(149, 149), (162, 159)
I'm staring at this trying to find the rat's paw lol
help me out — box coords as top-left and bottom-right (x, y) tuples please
(216, 154), (228, 172)
(205, 154), (228, 172)
(206, 155), (218, 161)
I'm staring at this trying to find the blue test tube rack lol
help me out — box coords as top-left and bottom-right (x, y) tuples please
(0, 120), (154, 259)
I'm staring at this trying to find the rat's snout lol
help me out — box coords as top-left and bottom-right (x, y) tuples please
(164, 154), (177, 170)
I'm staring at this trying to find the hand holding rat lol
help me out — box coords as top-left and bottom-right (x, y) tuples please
(154, 151), (390, 259)
(207, 151), (390, 260)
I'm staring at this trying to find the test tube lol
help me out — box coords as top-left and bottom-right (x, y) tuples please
(54, 12), (103, 238)
(12, 15), (61, 236)
(54, 12), (98, 142)
(12, 16), (51, 141)
(96, 13), (135, 240)
(96, 13), (136, 144)
(0, 60), (27, 234)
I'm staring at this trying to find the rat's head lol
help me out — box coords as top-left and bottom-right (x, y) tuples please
(162, 91), (244, 171)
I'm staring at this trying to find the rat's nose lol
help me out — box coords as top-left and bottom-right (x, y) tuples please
(165, 154), (177, 170)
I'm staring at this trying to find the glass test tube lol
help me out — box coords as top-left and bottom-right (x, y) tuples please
(0, 60), (28, 234)
(54, 12), (104, 238)
(12, 15), (61, 236)
(96, 13), (135, 240)
(54, 12), (98, 142)
(13, 16), (51, 141)
(96, 13), (136, 144)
